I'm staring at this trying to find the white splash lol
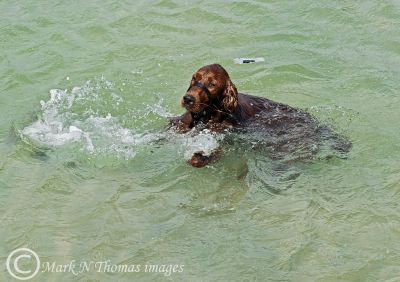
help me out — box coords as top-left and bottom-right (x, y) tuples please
(21, 78), (225, 162)
(22, 123), (83, 146)
(179, 129), (224, 160)
(22, 88), (82, 146)
(20, 78), (166, 159)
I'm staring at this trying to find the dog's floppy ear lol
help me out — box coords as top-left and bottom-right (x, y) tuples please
(222, 78), (238, 112)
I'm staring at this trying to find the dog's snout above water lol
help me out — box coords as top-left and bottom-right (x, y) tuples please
(183, 95), (195, 105)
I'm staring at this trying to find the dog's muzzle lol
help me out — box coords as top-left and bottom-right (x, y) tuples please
(184, 82), (212, 105)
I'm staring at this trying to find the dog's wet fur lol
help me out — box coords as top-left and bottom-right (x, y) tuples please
(171, 64), (351, 167)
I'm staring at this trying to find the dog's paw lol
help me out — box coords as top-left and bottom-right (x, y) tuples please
(189, 151), (211, 168)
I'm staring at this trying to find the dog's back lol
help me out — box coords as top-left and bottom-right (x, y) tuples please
(230, 94), (351, 160)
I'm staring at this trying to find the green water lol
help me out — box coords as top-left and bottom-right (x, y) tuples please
(1, 1), (400, 281)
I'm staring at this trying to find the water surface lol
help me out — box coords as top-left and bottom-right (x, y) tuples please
(1, 1), (400, 281)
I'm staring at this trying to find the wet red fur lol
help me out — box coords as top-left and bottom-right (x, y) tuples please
(171, 64), (261, 132)
(170, 64), (292, 167)
(170, 64), (348, 167)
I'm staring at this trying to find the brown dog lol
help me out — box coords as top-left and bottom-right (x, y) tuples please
(170, 64), (350, 167)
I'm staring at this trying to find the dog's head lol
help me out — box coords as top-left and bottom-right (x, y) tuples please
(182, 64), (238, 114)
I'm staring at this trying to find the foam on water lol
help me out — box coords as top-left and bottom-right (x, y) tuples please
(20, 78), (223, 161)
(178, 129), (224, 160)
(20, 78), (168, 159)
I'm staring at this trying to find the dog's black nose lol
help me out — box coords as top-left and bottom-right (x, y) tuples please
(183, 95), (195, 105)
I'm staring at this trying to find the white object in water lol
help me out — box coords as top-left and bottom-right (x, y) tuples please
(234, 57), (265, 64)
(182, 129), (223, 160)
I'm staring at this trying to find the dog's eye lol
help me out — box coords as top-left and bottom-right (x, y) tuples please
(209, 83), (215, 88)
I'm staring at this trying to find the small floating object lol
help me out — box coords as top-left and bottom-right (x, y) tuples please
(234, 57), (265, 64)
